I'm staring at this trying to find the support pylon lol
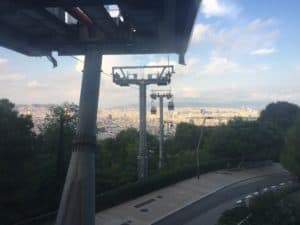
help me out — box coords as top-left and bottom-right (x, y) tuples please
(150, 90), (174, 169)
(55, 49), (101, 225)
(112, 65), (174, 179)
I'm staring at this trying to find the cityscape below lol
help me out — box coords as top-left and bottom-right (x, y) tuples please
(15, 104), (259, 139)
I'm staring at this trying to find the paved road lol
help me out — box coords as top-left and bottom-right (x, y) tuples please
(153, 173), (291, 225)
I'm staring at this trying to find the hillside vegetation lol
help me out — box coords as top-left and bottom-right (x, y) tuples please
(1, 99), (300, 224)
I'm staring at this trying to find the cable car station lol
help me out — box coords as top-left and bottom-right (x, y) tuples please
(0, 1), (201, 225)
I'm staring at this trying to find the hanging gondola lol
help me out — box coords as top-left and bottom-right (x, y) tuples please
(168, 100), (174, 111)
(151, 100), (157, 114)
(151, 105), (157, 114)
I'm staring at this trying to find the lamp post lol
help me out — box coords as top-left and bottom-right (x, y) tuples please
(195, 115), (213, 179)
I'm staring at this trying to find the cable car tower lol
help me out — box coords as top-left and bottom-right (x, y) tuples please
(112, 65), (174, 179)
(150, 89), (174, 169)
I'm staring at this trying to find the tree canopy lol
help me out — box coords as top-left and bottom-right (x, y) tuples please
(1, 99), (300, 225)
(259, 101), (300, 131)
(0, 99), (36, 224)
(281, 116), (300, 176)
(203, 118), (283, 164)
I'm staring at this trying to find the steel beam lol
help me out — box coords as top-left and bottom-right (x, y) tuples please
(55, 49), (101, 225)
(21, 8), (73, 36)
(138, 82), (148, 179)
(158, 96), (164, 169)
(0, 21), (47, 56)
(81, 6), (118, 38)
(113, 65), (174, 71)
(0, 0), (101, 10)
(150, 90), (173, 169)
(176, 0), (201, 53)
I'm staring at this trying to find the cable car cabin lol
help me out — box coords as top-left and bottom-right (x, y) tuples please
(150, 93), (157, 100)
(168, 101), (174, 111)
(157, 71), (172, 85)
(151, 106), (157, 115)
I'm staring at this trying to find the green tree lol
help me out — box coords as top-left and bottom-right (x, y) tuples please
(203, 118), (283, 164)
(147, 132), (159, 172)
(0, 99), (36, 224)
(39, 103), (78, 178)
(164, 123), (216, 170)
(259, 101), (300, 131)
(36, 103), (78, 209)
(96, 128), (159, 193)
(281, 116), (300, 176)
(173, 123), (200, 153)
(218, 190), (300, 225)
(96, 128), (139, 192)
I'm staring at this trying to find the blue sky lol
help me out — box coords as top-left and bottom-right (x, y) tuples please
(0, 0), (300, 109)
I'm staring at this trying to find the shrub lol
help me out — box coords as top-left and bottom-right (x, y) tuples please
(96, 158), (237, 211)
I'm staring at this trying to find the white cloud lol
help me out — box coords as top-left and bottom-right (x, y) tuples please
(146, 56), (201, 79)
(75, 54), (140, 79)
(191, 24), (210, 43)
(172, 84), (300, 108)
(0, 73), (25, 81)
(201, 0), (240, 18)
(174, 87), (199, 98)
(75, 56), (84, 72)
(249, 89), (300, 103)
(27, 80), (44, 88)
(0, 58), (8, 65)
(257, 64), (270, 71)
(248, 18), (275, 30)
(32, 54), (153, 106)
(201, 56), (239, 75)
(191, 18), (279, 57)
(0, 57), (26, 81)
(251, 48), (276, 55)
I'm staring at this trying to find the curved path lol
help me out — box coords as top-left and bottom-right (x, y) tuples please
(153, 173), (292, 225)
(96, 164), (289, 225)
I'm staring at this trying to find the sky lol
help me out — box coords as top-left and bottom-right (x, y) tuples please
(0, 0), (300, 109)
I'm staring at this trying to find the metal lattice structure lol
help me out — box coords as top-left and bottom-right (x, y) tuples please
(113, 66), (174, 179)
(0, 0), (201, 63)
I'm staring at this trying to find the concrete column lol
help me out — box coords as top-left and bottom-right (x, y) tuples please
(158, 96), (164, 169)
(138, 82), (148, 179)
(55, 49), (101, 225)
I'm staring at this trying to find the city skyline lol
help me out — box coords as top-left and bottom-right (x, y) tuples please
(15, 104), (259, 139)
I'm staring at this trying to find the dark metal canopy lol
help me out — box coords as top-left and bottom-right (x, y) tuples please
(0, 0), (201, 58)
